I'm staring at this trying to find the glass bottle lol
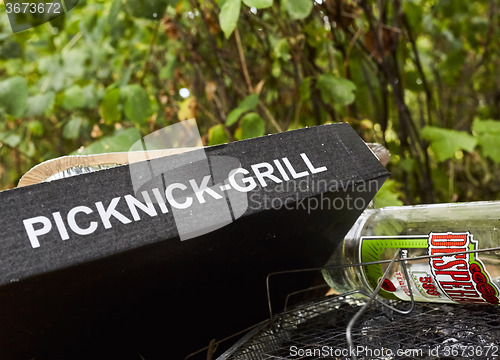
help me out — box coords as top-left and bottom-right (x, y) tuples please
(322, 201), (500, 305)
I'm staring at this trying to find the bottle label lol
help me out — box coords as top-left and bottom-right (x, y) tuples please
(360, 231), (500, 304)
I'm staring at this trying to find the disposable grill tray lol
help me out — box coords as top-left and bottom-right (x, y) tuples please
(218, 293), (500, 360)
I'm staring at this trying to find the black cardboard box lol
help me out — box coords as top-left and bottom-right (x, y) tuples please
(0, 123), (389, 359)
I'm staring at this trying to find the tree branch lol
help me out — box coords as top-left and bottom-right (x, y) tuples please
(234, 27), (253, 93)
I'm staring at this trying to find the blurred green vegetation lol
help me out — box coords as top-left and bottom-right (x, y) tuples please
(0, 0), (499, 206)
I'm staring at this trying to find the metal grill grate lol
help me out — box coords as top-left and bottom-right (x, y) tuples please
(218, 293), (500, 360)
(181, 248), (500, 360)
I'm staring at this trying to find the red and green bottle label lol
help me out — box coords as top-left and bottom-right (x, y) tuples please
(360, 232), (500, 305)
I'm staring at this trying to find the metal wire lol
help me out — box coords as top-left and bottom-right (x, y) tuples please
(219, 294), (500, 360)
(345, 249), (415, 360)
(265, 246), (500, 320)
(283, 284), (331, 313)
(186, 246), (500, 360)
(346, 249), (399, 359)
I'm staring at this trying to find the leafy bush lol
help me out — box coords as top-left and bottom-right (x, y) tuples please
(0, 0), (499, 205)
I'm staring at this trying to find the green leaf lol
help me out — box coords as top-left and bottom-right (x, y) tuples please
(208, 124), (229, 146)
(242, 0), (272, 9)
(177, 97), (197, 121)
(226, 93), (260, 126)
(108, 0), (122, 26)
(0, 40), (22, 60)
(62, 85), (85, 110)
(81, 84), (102, 109)
(398, 158), (417, 173)
(65, 0), (79, 11)
(240, 112), (265, 139)
(74, 128), (142, 155)
(27, 120), (44, 136)
(26, 92), (55, 117)
(100, 88), (122, 124)
(122, 85), (152, 125)
(226, 110), (245, 127)
(274, 38), (291, 61)
(119, 65), (134, 88)
(159, 54), (177, 80)
(404, 71), (423, 93)
(239, 93), (260, 111)
(234, 127), (242, 141)
(0, 132), (21, 148)
(439, 49), (466, 85)
(403, 0), (423, 33)
(19, 141), (35, 158)
(123, 0), (170, 19)
(316, 74), (357, 106)
(374, 179), (404, 208)
(472, 119), (500, 163)
(421, 126), (477, 162)
(63, 49), (88, 79)
(63, 116), (84, 140)
(0, 76), (29, 117)
(219, 0), (241, 38)
(105, 128), (143, 152)
(303, 15), (329, 47)
(282, 0), (313, 20)
(472, 118), (500, 134)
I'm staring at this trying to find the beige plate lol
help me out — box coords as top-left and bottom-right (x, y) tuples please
(17, 143), (389, 188)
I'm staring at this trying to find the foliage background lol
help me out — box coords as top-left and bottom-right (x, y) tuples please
(0, 0), (499, 207)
